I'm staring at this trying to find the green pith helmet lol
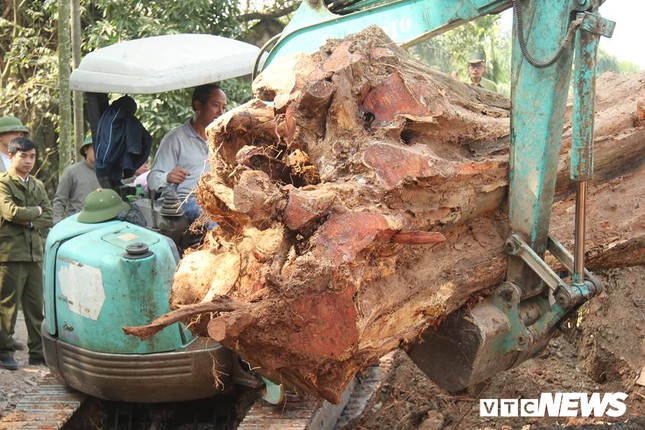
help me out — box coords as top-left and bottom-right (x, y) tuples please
(78, 188), (131, 223)
(467, 49), (487, 64)
(0, 116), (29, 134)
(80, 134), (93, 156)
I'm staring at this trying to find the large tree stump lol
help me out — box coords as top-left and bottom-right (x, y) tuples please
(125, 27), (644, 403)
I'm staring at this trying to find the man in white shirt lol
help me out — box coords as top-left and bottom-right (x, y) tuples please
(148, 84), (227, 223)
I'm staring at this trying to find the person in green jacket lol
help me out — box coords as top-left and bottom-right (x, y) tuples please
(0, 137), (53, 370)
(0, 116), (30, 352)
(465, 49), (498, 93)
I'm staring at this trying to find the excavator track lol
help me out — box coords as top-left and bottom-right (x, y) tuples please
(238, 352), (394, 430)
(0, 374), (86, 429)
(237, 387), (352, 430)
(0, 353), (394, 429)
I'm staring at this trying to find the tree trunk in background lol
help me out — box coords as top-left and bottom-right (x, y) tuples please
(125, 28), (644, 403)
(57, 0), (73, 172)
(71, 0), (84, 158)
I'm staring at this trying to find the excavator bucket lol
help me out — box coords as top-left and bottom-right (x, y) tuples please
(408, 286), (552, 392)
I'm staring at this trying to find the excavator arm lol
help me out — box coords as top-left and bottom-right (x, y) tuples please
(412, 0), (614, 391)
(259, 0), (615, 391)
(257, 0), (512, 72)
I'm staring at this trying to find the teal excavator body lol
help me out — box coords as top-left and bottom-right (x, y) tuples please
(41, 34), (262, 403)
(42, 214), (233, 402)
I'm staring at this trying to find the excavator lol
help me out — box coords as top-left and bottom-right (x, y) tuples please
(39, 0), (613, 420)
(41, 34), (264, 404)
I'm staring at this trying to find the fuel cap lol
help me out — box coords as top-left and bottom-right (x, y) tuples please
(124, 242), (152, 259)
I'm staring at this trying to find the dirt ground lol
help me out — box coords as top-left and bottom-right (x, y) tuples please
(1, 267), (643, 429)
(340, 266), (644, 430)
(0, 312), (49, 416)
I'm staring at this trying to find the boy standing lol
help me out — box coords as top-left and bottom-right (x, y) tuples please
(0, 137), (53, 370)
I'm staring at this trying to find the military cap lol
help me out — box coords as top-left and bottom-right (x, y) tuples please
(0, 116), (29, 134)
(78, 188), (131, 223)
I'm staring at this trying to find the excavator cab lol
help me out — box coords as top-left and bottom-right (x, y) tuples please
(41, 34), (262, 402)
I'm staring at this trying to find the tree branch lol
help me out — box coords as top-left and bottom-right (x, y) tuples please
(123, 295), (251, 340)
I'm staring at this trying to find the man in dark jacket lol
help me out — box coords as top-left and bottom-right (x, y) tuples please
(0, 137), (53, 370)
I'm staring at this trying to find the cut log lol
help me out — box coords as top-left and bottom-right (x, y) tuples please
(124, 27), (644, 403)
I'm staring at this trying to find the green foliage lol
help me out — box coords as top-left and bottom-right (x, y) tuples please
(596, 49), (640, 75)
(409, 14), (511, 96)
(1, 0), (250, 189)
(617, 60), (640, 74)
(81, 0), (242, 50)
(78, 0), (246, 151)
(0, 0), (60, 192)
(597, 48), (621, 74)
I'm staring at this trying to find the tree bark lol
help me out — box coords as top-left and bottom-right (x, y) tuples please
(57, 0), (74, 172)
(125, 27), (644, 403)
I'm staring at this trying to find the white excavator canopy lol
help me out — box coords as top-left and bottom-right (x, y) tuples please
(70, 34), (259, 94)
